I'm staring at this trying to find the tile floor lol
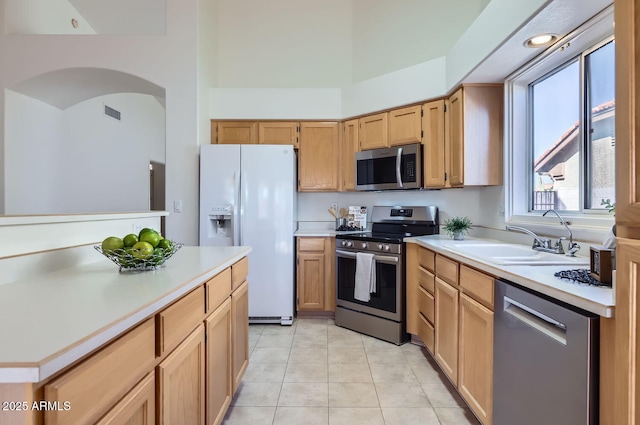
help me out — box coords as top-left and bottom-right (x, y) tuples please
(222, 318), (481, 425)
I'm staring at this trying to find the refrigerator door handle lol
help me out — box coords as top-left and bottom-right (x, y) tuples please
(234, 170), (241, 246)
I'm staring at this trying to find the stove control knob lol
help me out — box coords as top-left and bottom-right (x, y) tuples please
(384, 245), (391, 252)
(341, 240), (347, 247)
(346, 241), (353, 248)
(361, 242), (368, 249)
(377, 244), (383, 250)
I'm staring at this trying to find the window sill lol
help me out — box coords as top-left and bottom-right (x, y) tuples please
(507, 213), (614, 244)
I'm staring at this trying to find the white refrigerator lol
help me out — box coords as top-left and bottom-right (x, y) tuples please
(199, 144), (296, 325)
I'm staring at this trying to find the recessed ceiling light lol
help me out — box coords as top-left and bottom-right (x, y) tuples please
(524, 34), (558, 48)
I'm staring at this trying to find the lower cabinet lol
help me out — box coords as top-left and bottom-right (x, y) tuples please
(407, 245), (494, 425)
(231, 280), (249, 394)
(95, 373), (155, 425)
(157, 325), (206, 425)
(459, 293), (494, 425)
(434, 277), (459, 384)
(34, 256), (249, 425)
(205, 298), (232, 425)
(296, 237), (335, 313)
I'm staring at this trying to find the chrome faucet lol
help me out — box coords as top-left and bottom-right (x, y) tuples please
(543, 209), (580, 256)
(505, 225), (558, 252)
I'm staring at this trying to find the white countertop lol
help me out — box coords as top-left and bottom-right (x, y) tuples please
(294, 229), (368, 237)
(406, 235), (614, 318)
(0, 246), (251, 383)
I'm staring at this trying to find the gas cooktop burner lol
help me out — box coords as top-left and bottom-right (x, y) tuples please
(554, 269), (611, 287)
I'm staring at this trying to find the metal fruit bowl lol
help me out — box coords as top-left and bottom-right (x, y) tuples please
(95, 242), (183, 272)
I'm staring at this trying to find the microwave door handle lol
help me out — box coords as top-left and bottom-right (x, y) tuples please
(396, 147), (403, 188)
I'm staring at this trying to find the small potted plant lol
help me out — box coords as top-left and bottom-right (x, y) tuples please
(443, 216), (473, 240)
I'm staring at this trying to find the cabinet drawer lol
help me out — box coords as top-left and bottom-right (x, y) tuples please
(298, 237), (326, 252)
(436, 254), (459, 287)
(231, 257), (248, 290)
(157, 286), (206, 356)
(418, 312), (435, 354)
(44, 319), (155, 425)
(418, 266), (435, 294)
(417, 247), (435, 272)
(206, 268), (232, 314)
(417, 285), (435, 324)
(460, 265), (494, 309)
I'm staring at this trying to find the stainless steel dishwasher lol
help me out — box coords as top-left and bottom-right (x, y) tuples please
(493, 279), (599, 425)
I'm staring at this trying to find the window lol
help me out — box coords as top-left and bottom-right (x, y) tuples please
(505, 6), (614, 241)
(530, 40), (615, 212)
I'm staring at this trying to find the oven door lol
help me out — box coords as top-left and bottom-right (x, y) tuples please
(335, 249), (403, 321)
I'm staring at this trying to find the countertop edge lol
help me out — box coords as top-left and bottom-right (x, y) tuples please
(406, 237), (614, 318)
(0, 247), (251, 384)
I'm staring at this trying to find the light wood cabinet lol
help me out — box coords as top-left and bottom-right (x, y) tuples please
(434, 277), (459, 385)
(213, 121), (257, 144)
(205, 298), (232, 425)
(95, 373), (155, 425)
(388, 105), (422, 146)
(341, 119), (359, 191)
(296, 237), (335, 313)
(157, 325), (206, 425)
(459, 293), (494, 425)
(359, 113), (388, 150)
(406, 245), (495, 425)
(422, 99), (446, 188)
(445, 85), (503, 187)
(44, 319), (156, 425)
(258, 122), (299, 148)
(298, 122), (340, 191)
(157, 286), (205, 356)
(231, 280), (249, 394)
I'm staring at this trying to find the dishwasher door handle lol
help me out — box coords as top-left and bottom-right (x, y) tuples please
(503, 296), (567, 345)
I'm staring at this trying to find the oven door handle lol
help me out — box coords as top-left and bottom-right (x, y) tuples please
(336, 249), (399, 264)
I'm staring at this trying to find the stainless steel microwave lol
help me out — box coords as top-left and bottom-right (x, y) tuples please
(355, 143), (422, 191)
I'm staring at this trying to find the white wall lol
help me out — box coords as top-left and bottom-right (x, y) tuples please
(4, 91), (165, 215)
(4, 0), (95, 34)
(214, 0), (352, 88)
(352, 0), (490, 82)
(1, 0), (200, 244)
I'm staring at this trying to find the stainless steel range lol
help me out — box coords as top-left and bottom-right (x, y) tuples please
(335, 206), (439, 345)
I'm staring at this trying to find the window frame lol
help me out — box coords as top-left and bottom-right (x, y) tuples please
(504, 6), (614, 243)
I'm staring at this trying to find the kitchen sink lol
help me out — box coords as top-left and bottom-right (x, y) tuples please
(442, 242), (590, 266)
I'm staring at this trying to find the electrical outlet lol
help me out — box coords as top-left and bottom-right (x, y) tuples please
(174, 200), (183, 213)
(132, 224), (142, 234)
(331, 202), (338, 213)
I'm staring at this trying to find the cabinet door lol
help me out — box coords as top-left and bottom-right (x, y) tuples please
(157, 325), (205, 425)
(422, 100), (446, 188)
(446, 88), (464, 186)
(405, 243), (419, 335)
(231, 280), (249, 394)
(359, 113), (388, 150)
(258, 122), (299, 148)
(297, 252), (326, 311)
(341, 119), (359, 191)
(205, 298), (232, 425)
(215, 122), (257, 144)
(435, 277), (459, 385)
(459, 294), (494, 425)
(389, 105), (422, 146)
(95, 373), (155, 425)
(298, 122), (340, 191)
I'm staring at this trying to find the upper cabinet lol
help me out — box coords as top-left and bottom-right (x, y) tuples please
(213, 122), (258, 144)
(445, 85), (503, 187)
(422, 100), (446, 188)
(298, 122), (340, 191)
(258, 122), (299, 149)
(341, 119), (359, 191)
(359, 113), (388, 150)
(388, 105), (422, 146)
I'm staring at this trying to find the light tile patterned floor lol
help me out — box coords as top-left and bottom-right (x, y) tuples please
(222, 318), (481, 425)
